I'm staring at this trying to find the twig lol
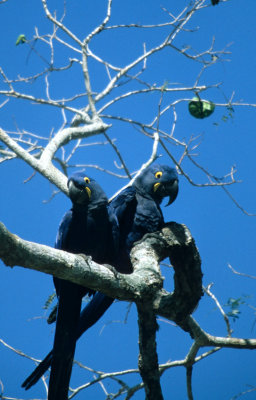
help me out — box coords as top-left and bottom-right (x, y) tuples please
(204, 284), (232, 337)
(103, 132), (131, 178)
(227, 263), (256, 280)
(0, 338), (40, 363)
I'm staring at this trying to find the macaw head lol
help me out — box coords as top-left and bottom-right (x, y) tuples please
(133, 164), (179, 206)
(67, 172), (108, 207)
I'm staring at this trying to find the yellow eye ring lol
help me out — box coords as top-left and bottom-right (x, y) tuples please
(84, 177), (90, 184)
(155, 171), (163, 179)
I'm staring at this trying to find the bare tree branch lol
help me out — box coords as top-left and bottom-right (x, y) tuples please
(204, 283), (232, 337)
(41, 0), (82, 47)
(183, 317), (256, 350)
(137, 303), (163, 400)
(227, 263), (256, 280)
(0, 219), (205, 317)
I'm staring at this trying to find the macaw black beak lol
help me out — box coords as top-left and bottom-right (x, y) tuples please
(68, 180), (91, 204)
(165, 179), (179, 207)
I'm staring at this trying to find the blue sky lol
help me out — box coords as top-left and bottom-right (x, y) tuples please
(1, 0), (256, 399)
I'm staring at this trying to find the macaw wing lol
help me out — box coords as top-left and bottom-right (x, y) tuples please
(109, 187), (137, 273)
(107, 205), (120, 265)
(55, 210), (73, 250)
(110, 186), (137, 220)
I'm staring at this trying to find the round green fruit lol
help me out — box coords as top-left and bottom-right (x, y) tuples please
(188, 97), (215, 119)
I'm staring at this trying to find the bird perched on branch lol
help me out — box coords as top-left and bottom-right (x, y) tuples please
(110, 164), (179, 273)
(22, 164), (179, 396)
(22, 172), (118, 400)
(76, 164), (179, 343)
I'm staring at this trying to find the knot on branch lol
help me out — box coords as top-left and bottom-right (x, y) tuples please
(128, 222), (202, 316)
(149, 222), (203, 324)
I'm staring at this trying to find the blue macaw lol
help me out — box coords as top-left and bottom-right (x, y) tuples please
(22, 164), (179, 395)
(110, 164), (179, 273)
(22, 172), (118, 399)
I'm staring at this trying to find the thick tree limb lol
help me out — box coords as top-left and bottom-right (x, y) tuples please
(0, 221), (147, 301)
(0, 221), (201, 305)
(40, 121), (110, 165)
(151, 223), (203, 323)
(137, 303), (163, 400)
(1, 219), (255, 353)
(1, 219), (256, 400)
(0, 121), (110, 195)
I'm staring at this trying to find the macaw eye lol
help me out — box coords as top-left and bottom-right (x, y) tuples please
(84, 177), (90, 184)
(155, 171), (163, 179)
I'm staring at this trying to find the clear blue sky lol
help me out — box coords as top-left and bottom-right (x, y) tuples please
(1, 0), (256, 399)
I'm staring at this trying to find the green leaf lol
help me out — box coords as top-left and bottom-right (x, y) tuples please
(15, 34), (27, 46)
(223, 296), (247, 322)
(43, 292), (56, 310)
(161, 80), (169, 91)
(227, 309), (241, 321)
(47, 305), (57, 324)
(188, 97), (215, 119)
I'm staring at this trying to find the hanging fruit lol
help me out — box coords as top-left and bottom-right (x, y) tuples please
(188, 96), (215, 119)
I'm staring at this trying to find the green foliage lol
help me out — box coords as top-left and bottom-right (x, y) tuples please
(47, 305), (57, 324)
(43, 291), (56, 310)
(161, 80), (170, 91)
(15, 34), (27, 46)
(213, 104), (235, 126)
(188, 96), (215, 119)
(221, 105), (235, 122)
(224, 297), (246, 322)
(44, 292), (57, 324)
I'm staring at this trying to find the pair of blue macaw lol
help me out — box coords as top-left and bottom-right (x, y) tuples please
(22, 164), (179, 399)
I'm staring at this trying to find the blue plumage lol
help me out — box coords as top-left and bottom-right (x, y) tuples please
(22, 164), (179, 396)
(22, 172), (118, 399)
(110, 164), (179, 273)
(73, 164), (179, 344)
